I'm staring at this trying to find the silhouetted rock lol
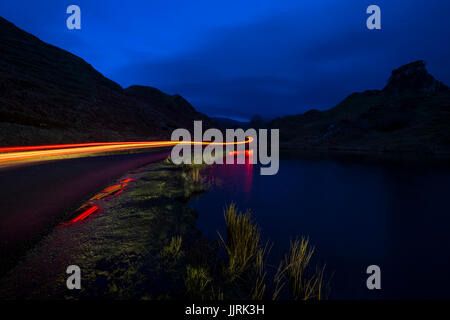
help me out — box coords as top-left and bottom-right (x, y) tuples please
(271, 61), (450, 154)
(383, 60), (448, 95)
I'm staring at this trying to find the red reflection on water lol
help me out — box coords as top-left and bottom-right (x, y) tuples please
(212, 149), (254, 195)
(245, 150), (254, 194)
(227, 150), (253, 157)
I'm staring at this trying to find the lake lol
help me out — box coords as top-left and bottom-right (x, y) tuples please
(189, 154), (450, 299)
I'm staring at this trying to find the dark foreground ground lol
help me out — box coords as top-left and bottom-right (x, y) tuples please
(0, 150), (169, 278)
(0, 159), (207, 299)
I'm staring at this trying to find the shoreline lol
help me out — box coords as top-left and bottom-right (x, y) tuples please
(279, 147), (450, 168)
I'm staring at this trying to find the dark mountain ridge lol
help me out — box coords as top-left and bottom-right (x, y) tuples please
(1, 16), (449, 154)
(0, 17), (213, 147)
(211, 117), (250, 129)
(270, 60), (450, 154)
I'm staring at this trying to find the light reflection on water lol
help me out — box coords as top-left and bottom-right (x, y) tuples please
(189, 154), (450, 299)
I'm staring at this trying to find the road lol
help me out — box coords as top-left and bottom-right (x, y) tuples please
(0, 150), (168, 274)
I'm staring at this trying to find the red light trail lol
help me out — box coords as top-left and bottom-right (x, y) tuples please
(0, 137), (253, 166)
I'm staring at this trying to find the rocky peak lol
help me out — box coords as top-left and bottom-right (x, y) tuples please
(383, 60), (448, 95)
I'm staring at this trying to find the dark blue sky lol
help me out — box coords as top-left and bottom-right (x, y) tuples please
(1, 1), (449, 121)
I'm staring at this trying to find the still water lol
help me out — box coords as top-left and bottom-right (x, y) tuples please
(189, 154), (450, 299)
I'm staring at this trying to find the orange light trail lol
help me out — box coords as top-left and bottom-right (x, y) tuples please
(0, 142), (134, 153)
(0, 137), (253, 165)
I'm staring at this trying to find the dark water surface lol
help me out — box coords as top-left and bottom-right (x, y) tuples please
(189, 155), (450, 299)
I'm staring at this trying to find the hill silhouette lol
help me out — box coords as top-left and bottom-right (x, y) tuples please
(0, 17), (212, 146)
(271, 60), (450, 154)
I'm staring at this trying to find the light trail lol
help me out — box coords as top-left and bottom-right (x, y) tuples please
(0, 137), (253, 166)
(0, 142), (135, 153)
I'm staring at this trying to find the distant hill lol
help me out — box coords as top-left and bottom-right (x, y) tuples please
(270, 60), (450, 154)
(0, 17), (213, 146)
(211, 117), (250, 129)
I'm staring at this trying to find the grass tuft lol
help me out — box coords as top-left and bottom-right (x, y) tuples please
(182, 203), (330, 300)
(283, 237), (325, 300)
(185, 265), (212, 299)
(160, 236), (184, 270)
(218, 203), (262, 283)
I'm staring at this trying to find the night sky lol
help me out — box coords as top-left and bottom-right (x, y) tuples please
(1, 0), (449, 121)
